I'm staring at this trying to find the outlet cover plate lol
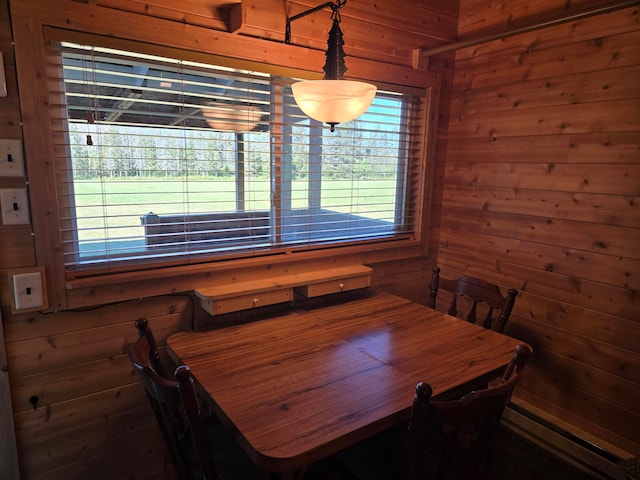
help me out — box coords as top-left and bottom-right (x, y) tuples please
(10, 267), (47, 312)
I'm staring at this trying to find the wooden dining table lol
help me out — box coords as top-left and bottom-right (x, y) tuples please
(166, 291), (529, 477)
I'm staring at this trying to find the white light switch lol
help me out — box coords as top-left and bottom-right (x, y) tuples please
(13, 272), (45, 310)
(0, 188), (30, 225)
(0, 139), (25, 177)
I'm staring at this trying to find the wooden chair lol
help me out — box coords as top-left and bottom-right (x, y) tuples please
(128, 318), (266, 480)
(428, 267), (518, 333)
(406, 344), (531, 480)
(334, 344), (531, 480)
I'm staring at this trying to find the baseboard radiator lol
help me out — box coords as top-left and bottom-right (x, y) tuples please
(502, 402), (630, 480)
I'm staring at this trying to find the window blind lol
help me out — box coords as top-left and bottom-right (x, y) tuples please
(46, 41), (426, 274)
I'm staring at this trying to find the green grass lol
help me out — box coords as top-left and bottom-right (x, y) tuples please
(72, 177), (399, 240)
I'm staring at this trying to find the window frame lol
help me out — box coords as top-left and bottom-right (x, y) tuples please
(17, 25), (440, 310)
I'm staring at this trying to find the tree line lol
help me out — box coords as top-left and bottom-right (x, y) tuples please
(69, 123), (402, 181)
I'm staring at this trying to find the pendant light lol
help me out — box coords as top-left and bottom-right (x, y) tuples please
(202, 103), (262, 132)
(285, 0), (376, 132)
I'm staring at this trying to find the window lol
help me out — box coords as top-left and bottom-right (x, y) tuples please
(48, 42), (427, 275)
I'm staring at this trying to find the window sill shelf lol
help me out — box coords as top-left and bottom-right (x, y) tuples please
(195, 265), (372, 315)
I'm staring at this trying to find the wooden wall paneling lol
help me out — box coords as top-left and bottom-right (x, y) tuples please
(543, 302), (639, 355)
(446, 135), (570, 161)
(3, 294), (194, 342)
(11, 16), (67, 311)
(514, 366), (640, 455)
(0, 112), (22, 137)
(335, 0), (459, 43)
(457, 0), (620, 33)
(0, 0), (10, 42)
(11, 0), (438, 89)
(443, 162), (639, 196)
(442, 207), (639, 258)
(0, 172), (26, 189)
(370, 256), (432, 279)
(0, 227), (36, 270)
(193, 302), (213, 327)
(96, 0), (232, 31)
(514, 387), (640, 460)
(507, 310), (640, 383)
(62, 270), (255, 309)
(434, 254), (626, 323)
(10, 354), (136, 414)
(447, 133), (639, 164)
(369, 257), (432, 303)
(26, 426), (166, 480)
(508, 301), (640, 456)
(510, 315), (639, 393)
(0, 99), (23, 135)
(211, 6), (437, 82)
(509, 295), (640, 354)
(8, 298), (189, 478)
(424, 52), (452, 264)
(391, 0), (460, 18)
(512, 266), (638, 321)
(463, 49), (640, 100)
(13, 383), (147, 445)
(441, 184), (640, 228)
(0, 30), (21, 135)
(567, 132), (640, 163)
(1, 0), (25, 477)
(1, 309), (20, 480)
(452, 64), (640, 113)
(6, 309), (191, 378)
(448, 98), (640, 137)
(437, 240), (638, 317)
(454, 26), (640, 91)
(19, 406), (166, 479)
(457, 2), (640, 57)
(440, 229), (640, 291)
(243, 0), (459, 47)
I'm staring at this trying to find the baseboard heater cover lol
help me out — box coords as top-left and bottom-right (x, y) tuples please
(502, 402), (629, 480)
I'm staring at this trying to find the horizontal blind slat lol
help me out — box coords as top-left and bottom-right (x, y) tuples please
(48, 40), (421, 272)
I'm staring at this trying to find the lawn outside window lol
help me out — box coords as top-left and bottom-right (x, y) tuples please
(48, 41), (429, 277)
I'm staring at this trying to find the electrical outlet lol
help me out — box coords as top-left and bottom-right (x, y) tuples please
(0, 139), (25, 177)
(13, 272), (45, 311)
(0, 188), (30, 225)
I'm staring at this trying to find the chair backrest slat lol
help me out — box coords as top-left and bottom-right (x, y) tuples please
(429, 267), (518, 333)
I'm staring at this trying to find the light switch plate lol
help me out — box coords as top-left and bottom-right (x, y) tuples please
(0, 188), (30, 225)
(0, 139), (25, 177)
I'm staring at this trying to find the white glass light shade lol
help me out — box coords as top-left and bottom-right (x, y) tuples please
(202, 104), (262, 132)
(291, 80), (377, 125)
